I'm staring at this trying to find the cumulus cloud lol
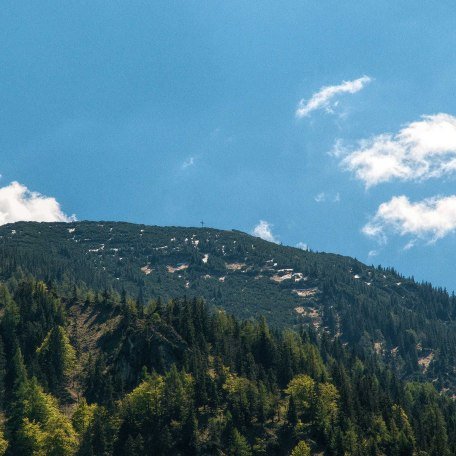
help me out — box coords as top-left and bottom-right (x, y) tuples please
(0, 181), (75, 226)
(296, 75), (371, 118)
(296, 241), (308, 250)
(252, 220), (278, 243)
(363, 194), (456, 244)
(341, 113), (456, 187)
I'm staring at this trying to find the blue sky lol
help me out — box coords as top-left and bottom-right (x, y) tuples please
(2, 1), (456, 290)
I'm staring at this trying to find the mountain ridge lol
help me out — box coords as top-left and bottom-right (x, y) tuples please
(0, 220), (455, 391)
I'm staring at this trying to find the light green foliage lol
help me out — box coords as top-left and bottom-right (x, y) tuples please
(286, 375), (316, 414)
(281, 331), (327, 381)
(223, 371), (251, 396)
(314, 382), (339, 435)
(37, 326), (76, 374)
(162, 365), (195, 421)
(122, 373), (165, 422)
(15, 378), (78, 456)
(391, 404), (415, 449)
(71, 399), (97, 437)
(290, 440), (311, 456)
(17, 418), (47, 456)
(0, 427), (8, 456)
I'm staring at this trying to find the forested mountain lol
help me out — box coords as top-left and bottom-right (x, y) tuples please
(0, 221), (455, 391)
(0, 221), (454, 455)
(0, 278), (454, 455)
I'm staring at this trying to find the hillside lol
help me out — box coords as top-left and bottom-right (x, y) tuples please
(0, 221), (455, 391)
(0, 277), (454, 455)
(0, 221), (454, 454)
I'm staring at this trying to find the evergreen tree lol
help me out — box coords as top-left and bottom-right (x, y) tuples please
(229, 428), (252, 456)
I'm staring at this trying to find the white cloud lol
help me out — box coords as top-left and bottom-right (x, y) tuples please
(182, 156), (195, 169)
(314, 192), (340, 203)
(367, 250), (379, 257)
(363, 194), (456, 243)
(296, 241), (308, 250)
(252, 220), (278, 243)
(341, 113), (456, 187)
(296, 75), (371, 118)
(330, 138), (348, 158)
(314, 192), (326, 203)
(0, 181), (75, 226)
(403, 240), (416, 251)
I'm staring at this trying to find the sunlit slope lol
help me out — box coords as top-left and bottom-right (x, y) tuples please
(0, 221), (455, 387)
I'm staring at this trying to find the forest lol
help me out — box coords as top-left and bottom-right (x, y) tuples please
(0, 221), (455, 392)
(0, 275), (454, 455)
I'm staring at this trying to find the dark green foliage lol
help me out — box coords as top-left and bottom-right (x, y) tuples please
(0, 278), (452, 454)
(0, 221), (455, 391)
(0, 222), (453, 454)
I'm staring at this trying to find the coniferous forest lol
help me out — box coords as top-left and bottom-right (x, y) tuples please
(0, 222), (454, 455)
(0, 280), (454, 455)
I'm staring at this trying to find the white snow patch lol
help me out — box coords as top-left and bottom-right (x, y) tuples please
(89, 244), (105, 253)
(292, 272), (305, 282)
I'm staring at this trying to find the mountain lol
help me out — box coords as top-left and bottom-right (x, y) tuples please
(0, 221), (455, 390)
(0, 221), (454, 455)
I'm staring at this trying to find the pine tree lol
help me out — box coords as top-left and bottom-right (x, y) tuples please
(37, 326), (76, 396)
(229, 428), (252, 456)
(287, 395), (298, 427)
